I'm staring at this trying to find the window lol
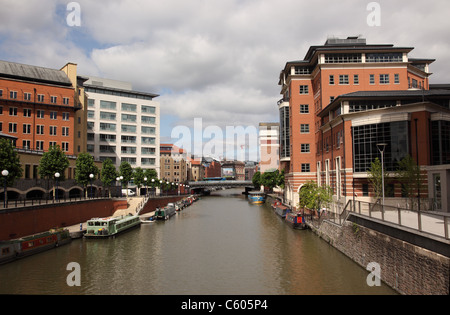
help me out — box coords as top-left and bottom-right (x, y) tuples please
(369, 74), (375, 85)
(141, 126), (155, 134)
(87, 144), (95, 153)
(394, 74), (400, 84)
(88, 122), (95, 131)
(362, 184), (369, 197)
(63, 97), (70, 105)
(37, 125), (44, 135)
(141, 158), (156, 165)
(62, 142), (69, 152)
(23, 124), (31, 134)
(62, 127), (69, 137)
(339, 75), (349, 85)
(49, 141), (57, 148)
(99, 123), (115, 132)
(354, 75), (359, 85)
(300, 104), (309, 114)
(88, 110), (95, 119)
(121, 125), (137, 133)
(141, 105), (156, 114)
(380, 74), (390, 84)
(301, 144), (310, 153)
(38, 94), (44, 102)
(366, 53), (402, 63)
(300, 124), (310, 133)
(51, 96), (57, 104)
(100, 134), (116, 142)
(50, 126), (57, 136)
(329, 75), (335, 85)
(100, 100), (116, 110)
(100, 112), (117, 121)
(301, 164), (311, 172)
(10, 91), (17, 99)
(121, 114), (137, 122)
(62, 112), (70, 121)
(122, 103), (137, 112)
(121, 147), (136, 154)
(37, 110), (45, 119)
(36, 141), (44, 151)
(324, 53), (362, 63)
(9, 123), (17, 133)
(0, 90), (3, 97)
(299, 85), (309, 94)
(142, 147), (156, 155)
(88, 99), (95, 107)
(9, 107), (17, 116)
(121, 135), (136, 143)
(142, 137), (156, 145)
(141, 116), (156, 124)
(23, 108), (32, 117)
(22, 140), (31, 150)
(24, 92), (31, 101)
(50, 111), (57, 120)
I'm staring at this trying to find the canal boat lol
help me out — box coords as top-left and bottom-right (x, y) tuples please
(84, 214), (141, 238)
(0, 229), (71, 265)
(155, 204), (176, 220)
(274, 204), (290, 218)
(248, 191), (265, 204)
(285, 212), (307, 230)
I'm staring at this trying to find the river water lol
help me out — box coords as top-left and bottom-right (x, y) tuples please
(0, 189), (396, 295)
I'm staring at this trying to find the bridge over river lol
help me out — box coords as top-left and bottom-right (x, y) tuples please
(187, 180), (253, 191)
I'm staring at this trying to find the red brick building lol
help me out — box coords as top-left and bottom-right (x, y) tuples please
(0, 61), (79, 156)
(278, 37), (450, 211)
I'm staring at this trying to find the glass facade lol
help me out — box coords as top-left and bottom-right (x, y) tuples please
(279, 106), (290, 159)
(353, 121), (409, 172)
(431, 121), (450, 165)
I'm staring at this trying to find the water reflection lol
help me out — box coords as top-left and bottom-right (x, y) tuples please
(0, 189), (396, 295)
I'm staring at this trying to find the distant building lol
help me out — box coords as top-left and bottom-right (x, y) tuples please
(84, 76), (160, 176)
(203, 157), (222, 178)
(221, 160), (245, 180)
(160, 144), (188, 183)
(259, 122), (279, 173)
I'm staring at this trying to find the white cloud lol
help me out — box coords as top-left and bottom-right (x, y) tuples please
(1, 0), (450, 151)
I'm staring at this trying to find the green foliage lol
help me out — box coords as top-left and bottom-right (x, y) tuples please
(75, 153), (99, 188)
(119, 161), (133, 189)
(368, 158), (384, 200)
(101, 159), (117, 197)
(133, 167), (145, 189)
(38, 145), (69, 181)
(298, 181), (332, 211)
(144, 169), (159, 187)
(252, 171), (261, 189)
(396, 155), (423, 208)
(0, 138), (23, 186)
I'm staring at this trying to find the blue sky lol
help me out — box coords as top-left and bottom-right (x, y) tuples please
(1, 0), (450, 160)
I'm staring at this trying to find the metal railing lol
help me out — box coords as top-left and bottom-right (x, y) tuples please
(316, 200), (450, 240)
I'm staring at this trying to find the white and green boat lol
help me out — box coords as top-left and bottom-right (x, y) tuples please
(84, 214), (141, 238)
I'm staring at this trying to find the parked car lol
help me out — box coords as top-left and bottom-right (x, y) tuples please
(121, 189), (136, 196)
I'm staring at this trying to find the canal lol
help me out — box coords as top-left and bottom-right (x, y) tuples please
(0, 189), (396, 295)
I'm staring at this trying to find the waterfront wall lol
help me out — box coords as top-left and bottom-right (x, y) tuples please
(0, 199), (127, 240)
(310, 219), (450, 295)
(139, 195), (186, 215)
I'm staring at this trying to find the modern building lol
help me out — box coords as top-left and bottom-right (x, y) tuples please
(259, 122), (279, 173)
(84, 76), (160, 176)
(278, 36), (450, 211)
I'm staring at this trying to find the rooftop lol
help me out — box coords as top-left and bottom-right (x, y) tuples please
(0, 60), (72, 86)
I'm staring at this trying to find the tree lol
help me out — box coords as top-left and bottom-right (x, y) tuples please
(368, 158), (386, 201)
(252, 171), (261, 190)
(277, 169), (285, 189)
(101, 158), (117, 198)
(0, 138), (23, 188)
(119, 161), (133, 197)
(397, 155), (423, 210)
(261, 170), (280, 192)
(133, 167), (145, 196)
(144, 168), (159, 192)
(75, 153), (99, 197)
(38, 145), (69, 181)
(298, 181), (332, 213)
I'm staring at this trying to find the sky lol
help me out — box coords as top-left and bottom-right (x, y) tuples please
(1, 0), (450, 160)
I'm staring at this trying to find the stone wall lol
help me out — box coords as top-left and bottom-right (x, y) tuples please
(310, 219), (449, 295)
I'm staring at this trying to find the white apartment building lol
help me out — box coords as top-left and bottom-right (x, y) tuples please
(84, 76), (160, 177)
(259, 122), (280, 173)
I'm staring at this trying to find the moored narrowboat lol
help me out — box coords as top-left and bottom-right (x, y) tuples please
(248, 191), (265, 204)
(286, 212), (308, 230)
(84, 214), (141, 238)
(274, 205), (290, 218)
(0, 229), (71, 265)
(155, 204), (176, 220)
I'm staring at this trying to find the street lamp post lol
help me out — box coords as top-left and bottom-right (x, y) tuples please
(377, 143), (387, 218)
(89, 174), (94, 198)
(55, 172), (60, 202)
(120, 176), (124, 197)
(144, 177), (148, 196)
(2, 170), (9, 208)
(151, 178), (155, 196)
